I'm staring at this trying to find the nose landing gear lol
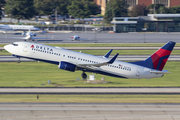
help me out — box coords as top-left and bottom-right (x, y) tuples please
(81, 72), (87, 79)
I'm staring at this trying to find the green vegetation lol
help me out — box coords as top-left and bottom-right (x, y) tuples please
(5, 0), (35, 23)
(128, 4), (180, 17)
(68, 0), (98, 19)
(129, 4), (148, 17)
(0, 50), (11, 55)
(0, 61), (179, 87)
(104, 0), (128, 23)
(0, 94), (180, 103)
(0, 0), (5, 20)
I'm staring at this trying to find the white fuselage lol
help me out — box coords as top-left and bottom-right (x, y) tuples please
(0, 24), (40, 31)
(71, 35), (80, 41)
(4, 42), (164, 79)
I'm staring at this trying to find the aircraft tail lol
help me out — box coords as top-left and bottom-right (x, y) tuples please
(131, 41), (176, 71)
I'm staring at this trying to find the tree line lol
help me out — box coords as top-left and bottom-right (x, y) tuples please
(104, 0), (180, 23)
(1, 0), (98, 22)
(1, 0), (180, 23)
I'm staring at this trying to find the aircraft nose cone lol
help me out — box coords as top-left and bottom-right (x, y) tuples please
(4, 44), (11, 52)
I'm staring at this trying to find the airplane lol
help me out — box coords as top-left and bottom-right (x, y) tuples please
(71, 35), (80, 41)
(5, 30), (52, 41)
(21, 31), (37, 36)
(4, 41), (175, 79)
(70, 35), (91, 41)
(0, 24), (40, 31)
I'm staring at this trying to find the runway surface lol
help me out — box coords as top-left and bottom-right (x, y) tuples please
(1, 88), (180, 94)
(0, 103), (180, 120)
(1, 32), (180, 43)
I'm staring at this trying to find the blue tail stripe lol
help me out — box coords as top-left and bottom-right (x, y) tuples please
(104, 49), (113, 58)
(156, 55), (169, 70)
(162, 41), (176, 51)
(130, 58), (154, 69)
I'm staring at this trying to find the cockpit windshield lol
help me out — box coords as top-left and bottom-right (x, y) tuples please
(12, 43), (18, 46)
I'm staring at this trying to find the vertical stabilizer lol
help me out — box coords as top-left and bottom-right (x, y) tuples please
(131, 41), (176, 71)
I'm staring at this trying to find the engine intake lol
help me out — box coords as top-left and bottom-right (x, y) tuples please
(58, 61), (76, 72)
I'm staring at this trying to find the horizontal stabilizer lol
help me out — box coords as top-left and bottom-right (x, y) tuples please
(150, 70), (171, 74)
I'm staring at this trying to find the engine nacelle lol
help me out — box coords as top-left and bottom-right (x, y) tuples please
(58, 61), (76, 72)
(22, 32), (26, 36)
(33, 33), (37, 36)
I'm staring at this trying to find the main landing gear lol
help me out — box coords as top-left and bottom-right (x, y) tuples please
(81, 72), (87, 79)
(17, 57), (21, 63)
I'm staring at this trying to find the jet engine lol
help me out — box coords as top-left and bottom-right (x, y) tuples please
(33, 33), (37, 36)
(58, 61), (76, 72)
(22, 32), (26, 36)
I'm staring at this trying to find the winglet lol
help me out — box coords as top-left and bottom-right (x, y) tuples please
(107, 53), (119, 64)
(103, 49), (113, 58)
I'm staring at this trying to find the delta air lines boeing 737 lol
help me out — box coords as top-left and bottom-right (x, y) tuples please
(4, 41), (175, 79)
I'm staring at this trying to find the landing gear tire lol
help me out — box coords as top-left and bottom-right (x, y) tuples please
(81, 72), (87, 79)
(17, 60), (21, 63)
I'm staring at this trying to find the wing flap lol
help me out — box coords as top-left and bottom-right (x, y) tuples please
(5, 37), (27, 39)
(77, 53), (119, 69)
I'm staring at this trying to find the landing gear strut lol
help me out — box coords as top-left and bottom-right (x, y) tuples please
(81, 72), (87, 79)
(17, 57), (21, 63)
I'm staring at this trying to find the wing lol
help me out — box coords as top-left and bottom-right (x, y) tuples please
(76, 53), (119, 70)
(31, 36), (53, 40)
(0, 28), (14, 31)
(31, 37), (47, 40)
(5, 37), (27, 39)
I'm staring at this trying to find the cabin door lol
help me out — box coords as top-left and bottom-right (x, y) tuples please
(136, 68), (140, 77)
(23, 44), (28, 52)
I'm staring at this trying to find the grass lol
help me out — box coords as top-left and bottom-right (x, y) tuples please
(0, 61), (179, 87)
(0, 94), (180, 103)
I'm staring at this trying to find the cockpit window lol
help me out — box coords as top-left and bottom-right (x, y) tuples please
(12, 43), (18, 46)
